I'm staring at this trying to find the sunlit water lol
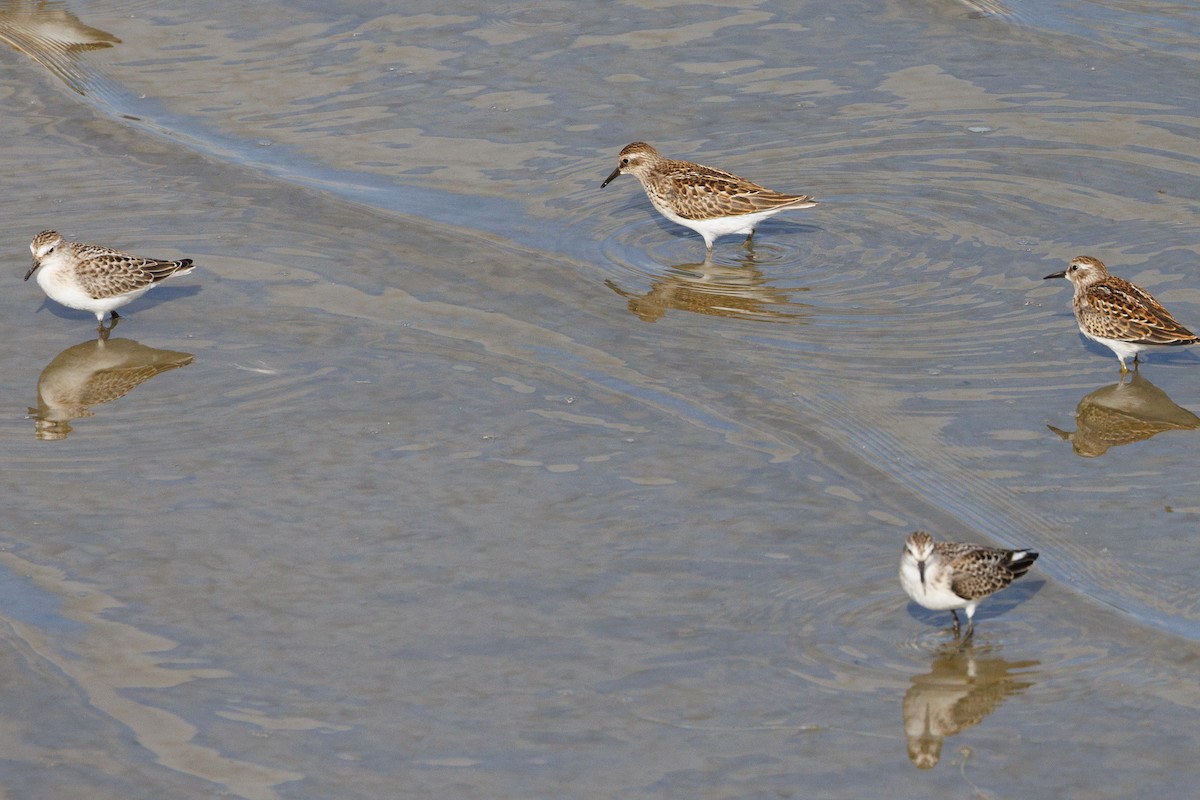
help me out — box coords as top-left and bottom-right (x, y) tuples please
(1, 0), (1199, 797)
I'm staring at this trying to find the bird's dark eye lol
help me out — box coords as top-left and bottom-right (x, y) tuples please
(1069, 264), (1077, 271)
(621, 158), (629, 165)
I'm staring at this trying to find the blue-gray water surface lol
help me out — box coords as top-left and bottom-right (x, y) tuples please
(1, 0), (1199, 797)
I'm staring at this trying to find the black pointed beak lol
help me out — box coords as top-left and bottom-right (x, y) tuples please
(1043, 270), (1066, 280)
(24, 260), (39, 281)
(917, 560), (926, 588)
(601, 166), (622, 188)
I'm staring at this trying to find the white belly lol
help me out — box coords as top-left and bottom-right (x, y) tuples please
(658, 205), (783, 241)
(37, 264), (146, 318)
(899, 559), (968, 611)
(1080, 329), (1146, 361)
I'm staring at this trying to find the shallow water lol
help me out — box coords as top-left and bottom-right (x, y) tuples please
(2, 0), (1200, 797)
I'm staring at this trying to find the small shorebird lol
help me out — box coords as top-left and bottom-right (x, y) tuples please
(26, 230), (195, 336)
(1044, 256), (1198, 373)
(900, 531), (1038, 639)
(600, 142), (817, 252)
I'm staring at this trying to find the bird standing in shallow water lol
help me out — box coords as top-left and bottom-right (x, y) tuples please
(1043, 256), (1198, 373)
(26, 230), (195, 338)
(900, 531), (1038, 639)
(601, 142), (817, 253)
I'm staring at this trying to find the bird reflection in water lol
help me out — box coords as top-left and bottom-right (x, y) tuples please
(955, 0), (1018, 20)
(1048, 369), (1200, 457)
(30, 337), (194, 440)
(903, 642), (1037, 769)
(0, 0), (119, 94)
(604, 252), (810, 323)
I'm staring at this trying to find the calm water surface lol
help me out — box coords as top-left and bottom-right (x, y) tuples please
(1, 0), (1199, 797)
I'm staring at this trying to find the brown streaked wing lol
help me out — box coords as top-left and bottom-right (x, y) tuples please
(1124, 280), (1200, 343)
(663, 163), (814, 219)
(1083, 278), (1198, 344)
(75, 255), (155, 298)
(932, 540), (979, 561)
(948, 549), (1013, 601)
(74, 246), (192, 299)
(138, 258), (193, 282)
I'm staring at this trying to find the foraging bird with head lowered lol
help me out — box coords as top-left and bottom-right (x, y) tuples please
(601, 142), (817, 252)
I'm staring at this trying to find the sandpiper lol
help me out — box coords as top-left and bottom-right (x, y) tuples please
(600, 142), (817, 252)
(1044, 256), (1198, 373)
(899, 531), (1038, 639)
(26, 230), (195, 336)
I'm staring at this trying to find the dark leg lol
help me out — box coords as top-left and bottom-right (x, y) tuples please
(963, 619), (975, 640)
(98, 312), (120, 340)
(744, 229), (756, 246)
(949, 610), (961, 637)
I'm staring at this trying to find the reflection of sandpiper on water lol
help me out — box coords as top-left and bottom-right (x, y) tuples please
(29, 337), (194, 440)
(903, 642), (1037, 769)
(1048, 369), (1200, 457)
(0, 1), (120, 94)
(605, 257), (810, 323)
